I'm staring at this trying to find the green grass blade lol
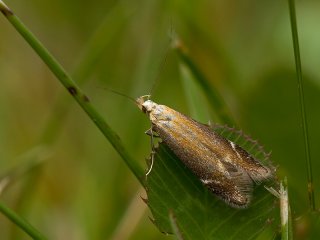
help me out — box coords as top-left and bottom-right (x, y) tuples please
(0, 202), (47, 240)
(287, 0), (315, 210)
(180, 63), (211, 123)
(0, 1), (144, 184)
(0, 147), (49, 240)
(174, 42), (235, 126)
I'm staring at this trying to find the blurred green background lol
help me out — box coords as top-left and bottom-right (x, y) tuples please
(1, 0), (320, 239)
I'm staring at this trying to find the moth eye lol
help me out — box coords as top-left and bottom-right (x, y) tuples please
(141, 105), (147, 113)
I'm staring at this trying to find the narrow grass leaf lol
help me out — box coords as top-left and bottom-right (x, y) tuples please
(287, 0), (315, 210)
(0, 201), (48, 240)
(0, 1), (144, 183)
(174, 42), (235, 126)
(180, 63), (211, 123)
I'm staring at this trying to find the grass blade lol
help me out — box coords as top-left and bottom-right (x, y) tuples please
(0, 0), (144, 184)
(180, 63), (211, 123)
(287, 0), (315, 210)
(174, 40), (235, 126)
(0, 202), (47, 240)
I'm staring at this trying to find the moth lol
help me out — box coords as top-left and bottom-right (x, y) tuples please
(136, 96), (274, 208)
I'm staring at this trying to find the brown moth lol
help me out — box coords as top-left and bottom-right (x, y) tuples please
(136, 96), (274, 208)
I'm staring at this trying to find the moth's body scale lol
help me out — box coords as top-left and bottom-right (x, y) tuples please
(137, 97), (273, 208)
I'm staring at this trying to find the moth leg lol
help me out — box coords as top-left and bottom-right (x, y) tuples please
(264, 186), (280, 198)
(146, 125), (157, 176)
(145, 128), (160, 137)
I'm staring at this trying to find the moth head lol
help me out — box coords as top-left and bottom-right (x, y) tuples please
(136, 95), (156, 114)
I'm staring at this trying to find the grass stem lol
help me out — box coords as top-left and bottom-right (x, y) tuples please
(0, 1), (144, 185)
(287, 0), (315, 211)
(0, 201), (47, 240)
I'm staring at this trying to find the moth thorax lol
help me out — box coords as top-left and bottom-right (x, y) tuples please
(142, 100), (157, 111)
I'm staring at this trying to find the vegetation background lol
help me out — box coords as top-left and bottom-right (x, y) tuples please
(0, 0), (319, 239)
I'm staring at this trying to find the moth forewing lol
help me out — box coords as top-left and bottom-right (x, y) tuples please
(137, 97), (274, 208)
(210, 129), (274, 184)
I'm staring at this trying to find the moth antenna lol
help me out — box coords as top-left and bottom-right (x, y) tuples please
(149, 21), (176, 97)
(140, 95), (151, 100)
(99, 86), (136, 103)
(144, 24), (175, 177)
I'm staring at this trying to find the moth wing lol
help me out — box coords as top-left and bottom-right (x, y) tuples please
(223, 161), (254, 195)
(201, 161), (253, 208)
(194, 120), (274, 183)
(229, 142), (274, 183)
